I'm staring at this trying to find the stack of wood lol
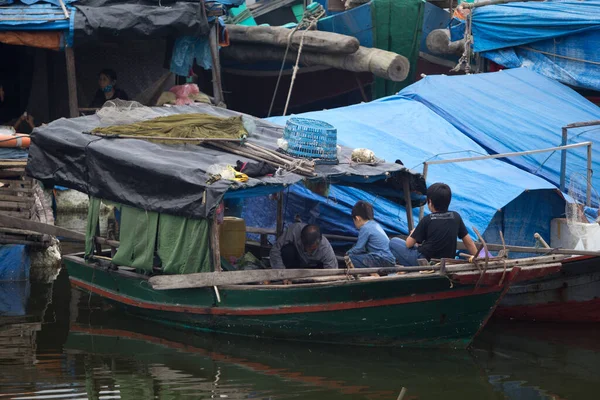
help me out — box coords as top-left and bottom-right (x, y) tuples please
(0, 160), (54, 249)
(222, 25), (410, 82)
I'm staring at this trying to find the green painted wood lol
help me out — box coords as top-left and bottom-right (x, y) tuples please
(64, 256), (504, 348)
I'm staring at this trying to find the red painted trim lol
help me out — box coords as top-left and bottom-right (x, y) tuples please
(562, 255), (598, 264)
(69, 277), (503, 316)
(495, 297), (600, 323)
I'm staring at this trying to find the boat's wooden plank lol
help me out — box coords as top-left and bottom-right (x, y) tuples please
(0, 194), (34, 203)
(0, 179), (32, 188)
(0, 213), (85, 241)
(0, 200), (32, 210)
(0, 169), (25, 178)
(0, 237), (48, 247)
(0, 210), (31, 219)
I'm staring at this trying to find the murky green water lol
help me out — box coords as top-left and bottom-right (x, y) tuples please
(1, 233), (599, 399)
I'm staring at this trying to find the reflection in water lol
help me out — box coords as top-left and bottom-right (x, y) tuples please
(0, 269), (599, 400)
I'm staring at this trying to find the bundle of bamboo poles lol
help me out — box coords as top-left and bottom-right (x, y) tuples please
(209, 141), (316, 177)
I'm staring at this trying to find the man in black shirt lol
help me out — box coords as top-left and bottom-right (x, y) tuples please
(390, 183), (477, 266)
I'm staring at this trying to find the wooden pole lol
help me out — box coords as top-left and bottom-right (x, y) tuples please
(587, 143), (593, 206)
(276, 192), (284, 237)
(419, 162), (428, 221)
(226, 25), (360, 54)
(402, 176), (414, 232)
(208, 24), (224, 106)
(211, 213), (222, 272)
(65, 47), (79, 118)
(148, 256), (564, 290)
(221, 44), (410, 82)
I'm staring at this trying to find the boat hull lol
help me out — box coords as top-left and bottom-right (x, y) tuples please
(496, 256), (600, 322)
(64, 255), (515, 348)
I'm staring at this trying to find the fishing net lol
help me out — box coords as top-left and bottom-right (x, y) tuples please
(96, 99), (162, 127)
(92, 113), (248, 141)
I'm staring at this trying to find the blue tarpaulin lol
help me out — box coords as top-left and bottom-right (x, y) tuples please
(0, 245), (30, 282)
(451, 0), (600, 91)
(400, 68), (600, 206)
(268, 94), (565, 246)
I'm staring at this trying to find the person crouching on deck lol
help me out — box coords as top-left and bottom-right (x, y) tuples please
(270, 223), (338, 269)
(346, 201), (396, 269)
(389, 182), (478, 266)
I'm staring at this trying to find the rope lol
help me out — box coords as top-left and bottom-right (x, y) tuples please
(520, 46), (600, 66)
(452, 13), (473, 73)
(267, 6), (325, 117)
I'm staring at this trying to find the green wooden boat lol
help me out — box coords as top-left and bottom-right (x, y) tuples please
(64, 252), (560, 348)
(27, 104), (562, 348)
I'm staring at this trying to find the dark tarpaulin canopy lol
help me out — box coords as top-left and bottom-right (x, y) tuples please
(26, 104), (423, 219)
(73, 0), (210, 45)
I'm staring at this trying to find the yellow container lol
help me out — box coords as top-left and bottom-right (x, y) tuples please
(219, 217), (246, 261)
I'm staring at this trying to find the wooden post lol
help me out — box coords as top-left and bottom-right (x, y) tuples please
(402, 176), (414, 232)
(208, 24), (224, 105)
(276, 192), (284, 237)
(65, 47), (79, 118)
(587, 143), (593, 207)
(211, 214), (222, 272)
(419, 162), (428, 221)
(560, 127), (567, 193)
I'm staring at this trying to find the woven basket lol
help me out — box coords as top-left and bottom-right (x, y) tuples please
(283, 118), (338, 164)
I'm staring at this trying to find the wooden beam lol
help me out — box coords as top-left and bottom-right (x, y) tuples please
(226, 25), (360, 54)
(148, 256), (564, 290)
(402, 176), (414, 232)
(276, 192), (284, 237)
(208, 24), (224, 105)
(221, 45), (410, 82)
(0, 213), (85, 241)
(65, 47), (79, 118)
(211, 215), (222, 272)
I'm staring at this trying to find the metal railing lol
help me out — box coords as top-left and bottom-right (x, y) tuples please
(419, 141), (593, 220)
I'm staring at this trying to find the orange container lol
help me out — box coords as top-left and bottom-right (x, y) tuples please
(0, 134), (30, 148)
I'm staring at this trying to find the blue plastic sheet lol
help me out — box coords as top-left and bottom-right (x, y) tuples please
(450, 0), (600, 91)
(0, 245), (30, 282)
(0, 148), (28, 159)
(400, 68), (600, 205)
(268, 95), (564, 245)
(0, 281), (29, 316)
(468, 0), (600, 53)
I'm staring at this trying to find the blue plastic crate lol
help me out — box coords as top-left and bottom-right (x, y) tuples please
(283, 118), (338, 164)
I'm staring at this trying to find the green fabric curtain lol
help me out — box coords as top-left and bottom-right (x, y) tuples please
(85, 197), (102, 258)
(157, 214), (212, 274)
(372, 0), (425, 98)
(112, 205), (159, 271)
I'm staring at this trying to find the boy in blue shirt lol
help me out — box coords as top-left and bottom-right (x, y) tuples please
(346, 201), (396, 268)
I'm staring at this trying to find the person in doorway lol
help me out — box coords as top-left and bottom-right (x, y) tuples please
(389, 182), (478, 266)
(346, 201), (395, 269)
(270, 223), (338, 269)
(89, 68), (129, 108)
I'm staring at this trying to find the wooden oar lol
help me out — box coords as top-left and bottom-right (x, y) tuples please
(0, 213), (85, 242)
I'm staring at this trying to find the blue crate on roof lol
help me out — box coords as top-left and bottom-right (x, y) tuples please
(283, 118), (338, 164)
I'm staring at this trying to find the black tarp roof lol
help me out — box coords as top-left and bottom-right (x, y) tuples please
(73, 0), (210, 45)
(27, 104), (423, 218)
